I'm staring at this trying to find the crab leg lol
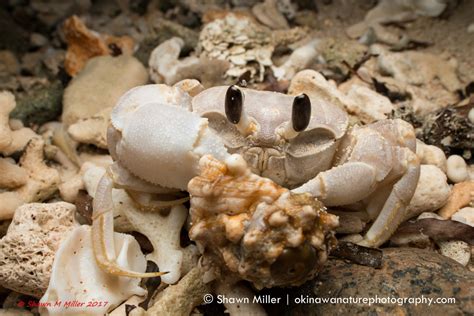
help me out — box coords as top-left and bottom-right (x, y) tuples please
(359, 149), (420, 247)
(92, 172), (167, 278)
(293, 121), (420, 248)
(292, 162), (378, 206)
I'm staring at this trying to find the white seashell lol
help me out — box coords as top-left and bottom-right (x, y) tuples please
(39, 225), (147, 315)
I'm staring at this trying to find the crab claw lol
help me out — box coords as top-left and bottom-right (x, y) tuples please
(92, 173), (167, 278)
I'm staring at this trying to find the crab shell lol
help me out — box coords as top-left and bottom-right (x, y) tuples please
(192, 86), (349, 187)
(109, 84), (348, 190)
(108, 84), (230, 190)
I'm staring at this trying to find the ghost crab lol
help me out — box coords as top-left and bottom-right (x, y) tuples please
(92, 73), (420, 284)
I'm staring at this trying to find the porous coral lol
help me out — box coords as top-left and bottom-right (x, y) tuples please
(0, 202), (77, 298)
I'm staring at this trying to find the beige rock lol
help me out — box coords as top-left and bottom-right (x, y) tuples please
(216, 281), (266, 316)
(0, 138), (61, 220)
(68, 107), (112, 148)
(446, 155), (468, 183)
(416, 140), (447, 173)
(0, 202), (77, 297)
(451, 207), (474, 227)
(344, 84), (394, 123)
(0, 50), (20, 75)
(62, 55), (148, 126)
(378, 51), (462, 93)
(252, 0), (289, 30)
(404, 165), (450, 220)
(438, 240), (471, 266)
(146, 266), (211, 316)
(438, 181), (474, 218)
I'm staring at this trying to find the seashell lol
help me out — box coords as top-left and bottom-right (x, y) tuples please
(39, 225), (146, 315)
(188, 155), (338, 288)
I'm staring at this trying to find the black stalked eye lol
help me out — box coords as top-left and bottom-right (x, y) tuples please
(225, 85), (243, 124)
(292, 93), (311, 132)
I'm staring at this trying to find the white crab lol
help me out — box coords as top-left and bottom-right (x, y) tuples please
(92, 73), (420, 279)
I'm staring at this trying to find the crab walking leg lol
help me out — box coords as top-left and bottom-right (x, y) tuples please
(292, 162), (378, 206)
(359, 149), (420, 247)
(92, 173), (167, 278)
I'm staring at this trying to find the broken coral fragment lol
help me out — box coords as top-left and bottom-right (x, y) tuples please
(40, 225), (147, 315)
(0, 91), (38, 156)
(113, 190), (190, 284)
(0, 202), (77, 298)
(82, 164), (190, 283)
(146, 266), (211, 316)
(198, 14), (274, 81)
(68, 107), (112, 149)
(0, 158), (28, 189)
(63, 15), (135, 76)
(272, 39), (320, 81)
(0, 138), (60, 220)
(148, 37), (229, 87)
(188, 155), (338, 288)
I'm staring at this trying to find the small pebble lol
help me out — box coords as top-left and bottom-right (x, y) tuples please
(405, 165), (450, 220)
(451, 207), (474, 227)
(30, 32), (48, 47)
(468, 23), (474, 33)
(469, 108), (474, 124)
(438, 240), (471, 266)
(416, 140), (447, 173)
(446, 155), (468, 183)
(469, 164), (474, 181)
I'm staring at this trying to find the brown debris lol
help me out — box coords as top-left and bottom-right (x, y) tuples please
(438, 181), (474, 219)
(330, 241), (383, 268)
(391, 218), (474, 245)
(63, 15), (135, 76)
(74, 189), (92, 224)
